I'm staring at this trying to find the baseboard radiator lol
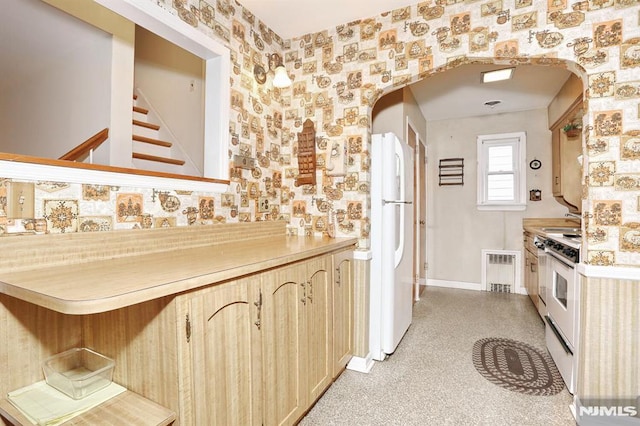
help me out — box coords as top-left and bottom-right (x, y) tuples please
(481, 250), (521, 293)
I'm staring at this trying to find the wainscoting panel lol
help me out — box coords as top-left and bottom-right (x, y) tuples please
(579, 277), (640, 398)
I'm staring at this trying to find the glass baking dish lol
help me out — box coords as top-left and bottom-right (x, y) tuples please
(42, 348), (115, 399)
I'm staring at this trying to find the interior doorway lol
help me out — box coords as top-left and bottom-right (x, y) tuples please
(407, 119), (427, 302)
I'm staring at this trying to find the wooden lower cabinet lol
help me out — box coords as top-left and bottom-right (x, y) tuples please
(84, 252), (352, 426)
(261, 255), (333, 425)
(524, 247), (539, 310)
(183, 275), (263, 426)
(302, 256), (334, 405)
(332, 249), (354, 377)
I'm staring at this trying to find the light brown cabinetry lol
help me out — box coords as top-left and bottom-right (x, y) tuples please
(301, 256), (333, 406)
(0, 223), (356, 426)
(261, 255), (333, 426)
(523, 232), (539, 310)
(93, 251), (350, 426)
(39, 250), (353, 426)
(550, 96), (583, 213)
(180, 254), (338, 426)
(183, 275), (263, 426)
(332, 249), (354, 377)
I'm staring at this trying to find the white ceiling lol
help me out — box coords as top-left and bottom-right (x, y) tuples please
(3, 0), (572, 123)
(239, 0), (419, 40)
(410, 64), (571, 121)
(239, 0), (572, 121)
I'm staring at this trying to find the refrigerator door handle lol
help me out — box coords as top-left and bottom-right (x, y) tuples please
(383, 200), (413, 204)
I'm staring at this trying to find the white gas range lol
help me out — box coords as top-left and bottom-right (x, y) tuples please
(543, 231), (581, 394)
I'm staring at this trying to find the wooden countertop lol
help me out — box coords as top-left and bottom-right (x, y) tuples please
(522, 217), (582, 236)
(0, 225), (357, 315)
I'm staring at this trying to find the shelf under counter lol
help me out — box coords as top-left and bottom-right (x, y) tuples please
(0, 390), (175, 426)
(0, 231), (357, 315)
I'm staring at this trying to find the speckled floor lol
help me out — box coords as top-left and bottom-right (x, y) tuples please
(300, 286), (576, 426)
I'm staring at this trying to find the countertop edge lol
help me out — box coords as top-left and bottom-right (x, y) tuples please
(0, 236), (358, 315)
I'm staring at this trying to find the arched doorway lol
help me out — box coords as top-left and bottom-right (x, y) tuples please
(370, 61), (584, 295)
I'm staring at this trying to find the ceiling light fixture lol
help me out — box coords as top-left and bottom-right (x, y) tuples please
(481, 68), (514, 83)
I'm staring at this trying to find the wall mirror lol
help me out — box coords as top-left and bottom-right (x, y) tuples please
(0, 0), (230, 191)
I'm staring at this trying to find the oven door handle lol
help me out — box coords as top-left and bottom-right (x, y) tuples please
(545, 250), (576, 269)
(545, 315), (573, 356)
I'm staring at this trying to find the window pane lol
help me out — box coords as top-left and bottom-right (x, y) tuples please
(488, 145), (513, 172)
(487, 174), (514, 201)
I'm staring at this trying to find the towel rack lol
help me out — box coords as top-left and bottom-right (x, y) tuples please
(438, 158), (464, 186)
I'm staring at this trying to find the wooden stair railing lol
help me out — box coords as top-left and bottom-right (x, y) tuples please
(59, 128), (109, 161)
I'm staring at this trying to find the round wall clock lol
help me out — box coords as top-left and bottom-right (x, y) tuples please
(529, 159), (542, 170)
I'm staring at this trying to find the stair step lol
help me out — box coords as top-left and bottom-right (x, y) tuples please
(132, 119), (160, 131)
(133, 152), (185, 166)
(133, 106), (148, 115)
(133, 134), (172, 148)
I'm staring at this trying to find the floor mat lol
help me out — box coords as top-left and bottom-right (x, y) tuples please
(472, 337), (565, 396)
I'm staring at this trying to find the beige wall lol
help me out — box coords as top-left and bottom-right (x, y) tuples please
(0, 7), (112, 162)
(134, 27), (205, 172)
(427, 108), (567, 285)
(371, 87), (427, 146)
(371, 89), (403, 137)
(3, 0), (639, 266)
(42, 0), (135, 168)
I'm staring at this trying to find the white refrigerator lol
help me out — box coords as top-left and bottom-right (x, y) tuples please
(370, 132), (415, 361)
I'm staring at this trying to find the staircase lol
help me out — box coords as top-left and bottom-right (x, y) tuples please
(131, 93), (188, 174)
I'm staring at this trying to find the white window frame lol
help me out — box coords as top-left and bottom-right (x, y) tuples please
(477, 131), (527, 211)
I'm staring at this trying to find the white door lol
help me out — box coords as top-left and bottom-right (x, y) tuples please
(381, 134), (414, 354)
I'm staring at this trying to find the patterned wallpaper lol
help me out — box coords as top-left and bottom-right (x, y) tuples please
(0, 0), (639, 268)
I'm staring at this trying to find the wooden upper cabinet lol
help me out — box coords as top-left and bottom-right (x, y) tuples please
(550, 96), (583, 214)
(551, 126), (562, 197)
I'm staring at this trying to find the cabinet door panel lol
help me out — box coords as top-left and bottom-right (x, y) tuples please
(332, 251), (354, 376)
(552, 128), (562, 196)
(305, 256), (332, 402)
(261, 265), (305, 426)
(190, 277), (262, 426)
(524, 250), (539, 309)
